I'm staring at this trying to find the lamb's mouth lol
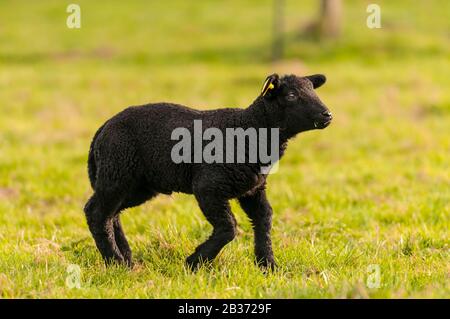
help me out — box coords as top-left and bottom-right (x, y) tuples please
(314, 120), (332, 129)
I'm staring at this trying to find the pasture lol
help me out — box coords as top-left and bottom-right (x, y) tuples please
(0, 0), (448, 298)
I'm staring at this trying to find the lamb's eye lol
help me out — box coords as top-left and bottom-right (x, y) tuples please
(286, 92), (297, 101)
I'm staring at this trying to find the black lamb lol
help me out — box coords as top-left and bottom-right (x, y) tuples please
(84, 73), (332, 270)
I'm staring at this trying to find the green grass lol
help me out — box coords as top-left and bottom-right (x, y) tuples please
(0, 0), (449, 298)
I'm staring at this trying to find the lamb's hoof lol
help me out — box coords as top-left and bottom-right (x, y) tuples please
(185, 255), (201, 271)
(104, 255), (127, 268)
(256, 258), (277, 272)
(186, 255), (211, 271)
(125, 259), (134, 269)
(122, 254), (134, 269)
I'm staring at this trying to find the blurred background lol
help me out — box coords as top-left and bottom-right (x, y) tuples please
(0, 0), (448, 298)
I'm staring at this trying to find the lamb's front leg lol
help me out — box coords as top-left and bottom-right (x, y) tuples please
(186, 192), (237, 270)
(239, 189), (276, 270)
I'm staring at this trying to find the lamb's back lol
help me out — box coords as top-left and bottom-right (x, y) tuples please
(98, 103), (243, 194)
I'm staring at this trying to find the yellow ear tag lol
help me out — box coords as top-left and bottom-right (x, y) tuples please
(261, 81), (275, 96)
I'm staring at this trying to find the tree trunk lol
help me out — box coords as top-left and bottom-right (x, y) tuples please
(272, 0), (285, 61)
(318, 0), (342, 38)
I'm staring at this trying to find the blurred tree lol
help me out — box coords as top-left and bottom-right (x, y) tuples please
(316, 0), (342, 38)
(300, 0), (342, 40)
(272, 0), (285, 61)
(272, 0), (342, 61)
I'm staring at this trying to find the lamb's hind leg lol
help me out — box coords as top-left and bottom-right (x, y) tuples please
(84, 192), (125, 266)
(112, 216), (132, 266)
(113, 189), (159, 267)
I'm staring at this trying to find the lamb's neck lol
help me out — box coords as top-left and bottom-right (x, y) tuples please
(235, 98), (289, 168)
(241, 97), (273, 128)
(241, 97), (290, 144)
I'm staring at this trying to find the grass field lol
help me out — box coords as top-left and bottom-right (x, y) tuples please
(0, 0), (449, 298)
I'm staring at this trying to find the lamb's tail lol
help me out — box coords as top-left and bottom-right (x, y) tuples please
(87, 121), (108, 190)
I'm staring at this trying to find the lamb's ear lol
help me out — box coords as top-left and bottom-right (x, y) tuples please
(261, 73), (280, 97)
(306, 74), (326, 89)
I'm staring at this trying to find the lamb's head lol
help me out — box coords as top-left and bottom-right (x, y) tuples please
(261, 73), (332, 135)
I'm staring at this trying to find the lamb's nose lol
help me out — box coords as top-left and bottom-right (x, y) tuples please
(322, 111), (332, 119)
